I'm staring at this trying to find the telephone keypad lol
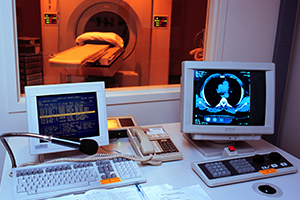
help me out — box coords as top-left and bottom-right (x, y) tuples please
(159, 139), (178, 153)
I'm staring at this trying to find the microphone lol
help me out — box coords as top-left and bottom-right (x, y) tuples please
(49, 137), (99, 155)
(79, 139), (99, 155)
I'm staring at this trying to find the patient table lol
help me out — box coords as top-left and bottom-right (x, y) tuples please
(49, 44), (124, 77)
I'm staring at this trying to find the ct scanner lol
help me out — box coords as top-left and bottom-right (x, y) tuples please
(41, 0), (172, 86)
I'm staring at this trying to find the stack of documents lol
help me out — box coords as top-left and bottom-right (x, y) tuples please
(48, 184), (212, 200)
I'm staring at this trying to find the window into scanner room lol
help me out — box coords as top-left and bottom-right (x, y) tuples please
(16, 0), (208, 95)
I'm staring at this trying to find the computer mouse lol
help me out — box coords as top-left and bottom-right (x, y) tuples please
(258, 185), (277, 194)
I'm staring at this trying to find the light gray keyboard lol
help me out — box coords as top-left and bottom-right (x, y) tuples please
(13, 157), (146, 200)
(192, 152), (298, 187)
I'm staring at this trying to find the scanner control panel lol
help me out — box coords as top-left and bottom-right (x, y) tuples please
(192, 152), (298, 187)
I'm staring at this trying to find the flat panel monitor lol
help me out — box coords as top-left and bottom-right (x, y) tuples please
(25, 82), (109, 155)
(180, 61), (275, 156)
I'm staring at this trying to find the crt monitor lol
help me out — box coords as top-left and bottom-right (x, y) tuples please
(180, 61), (275, 156)
(25, 82), (109, 155)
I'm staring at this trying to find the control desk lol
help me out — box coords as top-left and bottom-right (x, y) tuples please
(1, 123), (300, 199)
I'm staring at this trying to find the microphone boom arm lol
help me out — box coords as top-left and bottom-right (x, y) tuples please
(1, 132), (66, 168)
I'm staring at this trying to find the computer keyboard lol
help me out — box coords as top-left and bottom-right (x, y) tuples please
(192, 152), (298, 187)
(13, 157), (146, 200)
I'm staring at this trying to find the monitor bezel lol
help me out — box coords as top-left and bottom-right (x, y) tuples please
(25, 82), (109, 155)
(180, 61), (275, 140)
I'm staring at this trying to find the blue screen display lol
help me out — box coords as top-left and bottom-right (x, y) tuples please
(193, 70), (265, 126)
(37, 92), (99, 138)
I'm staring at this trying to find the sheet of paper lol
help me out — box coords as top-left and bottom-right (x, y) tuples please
(145, 185), (212, 200)
(143, 184), (174, 192)
(47, 186), (142, 200)
(47, 194), (85, 200)
(84, 186), (143, 200)
(48, 184), (211, 200)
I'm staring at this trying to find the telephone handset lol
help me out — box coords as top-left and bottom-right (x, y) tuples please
(135, 128), (154, 155)
(127, 126), (183, 162)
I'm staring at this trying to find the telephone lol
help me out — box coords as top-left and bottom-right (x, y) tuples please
(127, 126), (183, 162)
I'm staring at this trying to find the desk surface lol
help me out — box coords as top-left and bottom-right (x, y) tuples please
(1, 122), (300, 199)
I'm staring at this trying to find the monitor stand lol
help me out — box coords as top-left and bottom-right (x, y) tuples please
(183, 134), (255, 157)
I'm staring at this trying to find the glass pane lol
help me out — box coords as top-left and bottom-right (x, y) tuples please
(16, 0), (207, 95)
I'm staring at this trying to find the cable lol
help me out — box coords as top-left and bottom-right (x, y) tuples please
(193, 29), (205, 49)
(99, 146), (122, 154)
(14, 152), (161, 171)
(190, 29), (205, 61)
(44, 153), (161, 166)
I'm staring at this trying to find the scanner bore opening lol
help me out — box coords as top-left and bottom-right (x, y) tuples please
(76, 3), (138, 61)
